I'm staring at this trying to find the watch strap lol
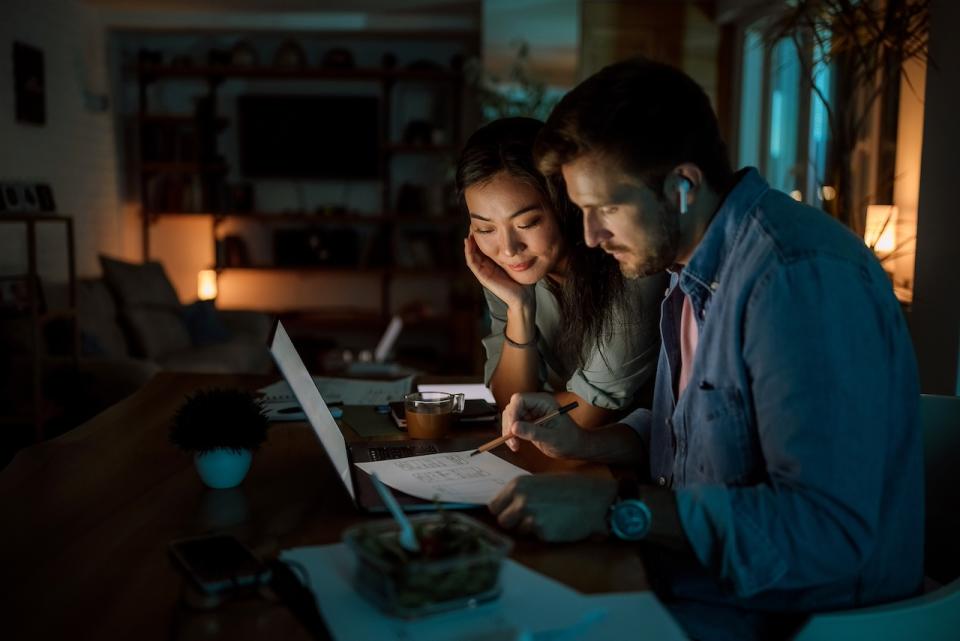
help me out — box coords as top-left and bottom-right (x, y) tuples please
(616, 475), (640, 501)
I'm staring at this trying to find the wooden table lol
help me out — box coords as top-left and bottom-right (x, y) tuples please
(0, 373), (650, 640)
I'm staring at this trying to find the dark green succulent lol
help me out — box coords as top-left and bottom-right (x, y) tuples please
(170, 388), (269, 454)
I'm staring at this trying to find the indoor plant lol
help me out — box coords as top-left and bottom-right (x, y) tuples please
(170, 388), (269, 489)
(465, 40), (562, 123)
(766, 0), (930, 237)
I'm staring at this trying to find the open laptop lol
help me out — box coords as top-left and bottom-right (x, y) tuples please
(269, 321), (486, 512)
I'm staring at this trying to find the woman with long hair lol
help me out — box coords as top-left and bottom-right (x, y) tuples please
(457, 117), (665, 427)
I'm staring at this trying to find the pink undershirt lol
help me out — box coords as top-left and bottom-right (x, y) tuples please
(678, 294), (700, 397)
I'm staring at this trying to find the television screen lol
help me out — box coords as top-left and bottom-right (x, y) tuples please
(237, 95), (380, 179)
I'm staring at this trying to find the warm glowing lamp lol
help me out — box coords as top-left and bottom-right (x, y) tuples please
(197, 269), (218, 301)
(864, 205), (898, 254)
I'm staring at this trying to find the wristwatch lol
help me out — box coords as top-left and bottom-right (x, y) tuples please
(607, 478), (652, 541)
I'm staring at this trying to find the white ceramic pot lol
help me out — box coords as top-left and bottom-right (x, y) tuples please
(193, 448), (252, 489)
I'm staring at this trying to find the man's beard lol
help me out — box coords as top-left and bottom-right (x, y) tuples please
(611, 202), (681, 279)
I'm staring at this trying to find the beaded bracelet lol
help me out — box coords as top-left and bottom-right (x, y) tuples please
(504, 328), (538, 349)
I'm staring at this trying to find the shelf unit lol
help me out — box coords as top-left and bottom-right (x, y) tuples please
(126, 31), (483, 373)
(146, 211), (464, 224)
(0, 215), (79, 442)
(132, 62), (469, 258)
(135, 64), (461, 82)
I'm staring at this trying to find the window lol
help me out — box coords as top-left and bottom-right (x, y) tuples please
(766, 37), (803, 197)
(737, 25), (834, 208)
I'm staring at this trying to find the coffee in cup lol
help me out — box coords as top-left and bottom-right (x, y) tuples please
(404, 392), (465, 439)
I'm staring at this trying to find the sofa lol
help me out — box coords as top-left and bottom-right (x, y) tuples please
(76, 256), (273, 373)
(2, 257), (274, 427)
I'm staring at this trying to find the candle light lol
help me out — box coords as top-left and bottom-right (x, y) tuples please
(197, 269), (218, 301)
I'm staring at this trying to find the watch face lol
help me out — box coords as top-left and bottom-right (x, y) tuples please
(611, 500), (652, 540)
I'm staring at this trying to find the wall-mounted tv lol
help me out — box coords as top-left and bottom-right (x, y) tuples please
(237, 95), (380, 179)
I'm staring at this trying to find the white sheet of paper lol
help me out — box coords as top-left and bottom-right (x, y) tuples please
(417, 383), (496, 404)
(259, 375), (413, 405)
(355, 451), (529, 505)
(279, 543), (688, 641)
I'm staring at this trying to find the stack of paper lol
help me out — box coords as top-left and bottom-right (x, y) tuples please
(259, 375), (414, 405)
(259, 376), (414, 422)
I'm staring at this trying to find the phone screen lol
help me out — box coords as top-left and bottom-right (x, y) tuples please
(169, 535), (270, 593)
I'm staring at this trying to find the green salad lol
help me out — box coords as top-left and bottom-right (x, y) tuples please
(348, 513), (508, 615)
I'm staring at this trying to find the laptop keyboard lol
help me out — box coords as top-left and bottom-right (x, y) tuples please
(367, 444), (440, 461)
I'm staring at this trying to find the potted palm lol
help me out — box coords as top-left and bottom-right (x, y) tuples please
(170, 388), (269, 489)
(766, 0), (930, 236)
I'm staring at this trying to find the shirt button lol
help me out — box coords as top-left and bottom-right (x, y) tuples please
(657, 476), (667, 487)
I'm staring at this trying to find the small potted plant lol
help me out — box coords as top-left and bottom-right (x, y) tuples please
(170, 388), (269, 489)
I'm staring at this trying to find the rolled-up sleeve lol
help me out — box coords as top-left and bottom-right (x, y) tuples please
(675, 257), (912, 599)
(566, 274), (663, 409)
(568, 337), (659, 409)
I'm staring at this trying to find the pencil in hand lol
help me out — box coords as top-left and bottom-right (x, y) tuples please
(469, 401), (579, 457)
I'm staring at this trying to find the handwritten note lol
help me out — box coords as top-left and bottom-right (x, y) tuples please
(355, 451), (529, 505)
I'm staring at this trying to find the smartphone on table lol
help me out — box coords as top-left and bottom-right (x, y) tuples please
(169, 534), (272, 595)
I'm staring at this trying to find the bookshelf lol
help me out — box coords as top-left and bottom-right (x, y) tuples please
(126, 31), (483, 373)
(0, 215), (79, 441)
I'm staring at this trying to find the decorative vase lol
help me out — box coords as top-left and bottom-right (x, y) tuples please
(193, 448), (252, 489)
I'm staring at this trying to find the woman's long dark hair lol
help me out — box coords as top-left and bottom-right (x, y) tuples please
(456, 117), (631, 370)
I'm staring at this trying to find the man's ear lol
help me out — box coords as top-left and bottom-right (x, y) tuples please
(664, 164), (704, 214)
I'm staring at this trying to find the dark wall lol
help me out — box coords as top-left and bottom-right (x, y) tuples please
(911, 0), (960, 395)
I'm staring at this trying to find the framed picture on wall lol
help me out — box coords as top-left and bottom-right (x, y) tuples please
(0, 182), (51, 213)
(35, 184), (56, 211)
(13, 41), (46, 125)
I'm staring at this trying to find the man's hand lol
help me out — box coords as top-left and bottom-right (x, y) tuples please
(501, 392), (587, 459)
(488, 474), (617, 542)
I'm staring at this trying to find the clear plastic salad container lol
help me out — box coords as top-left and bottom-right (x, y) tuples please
(342, 512), (512, 618)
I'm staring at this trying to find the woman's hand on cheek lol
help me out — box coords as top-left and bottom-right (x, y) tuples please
(464, 234), (529, 309)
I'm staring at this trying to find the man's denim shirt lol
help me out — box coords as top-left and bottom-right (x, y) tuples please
(622, 168), (923, 612)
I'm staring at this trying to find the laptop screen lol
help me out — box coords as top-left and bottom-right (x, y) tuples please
(269, 322), (355, 500)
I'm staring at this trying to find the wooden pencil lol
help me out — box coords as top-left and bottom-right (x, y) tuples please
(468, 401), (579, 456)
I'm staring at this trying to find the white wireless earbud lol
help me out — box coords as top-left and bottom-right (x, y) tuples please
(678, 177), (691, 215)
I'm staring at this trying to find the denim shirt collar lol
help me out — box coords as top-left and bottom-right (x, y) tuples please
(674, 168), (770, 319)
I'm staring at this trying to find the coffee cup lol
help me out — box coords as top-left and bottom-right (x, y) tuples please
(403, 392), (465, 439)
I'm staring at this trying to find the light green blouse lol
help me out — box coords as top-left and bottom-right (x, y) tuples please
(481, 273), (666, 410)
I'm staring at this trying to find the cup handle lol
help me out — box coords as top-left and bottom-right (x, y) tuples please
(452, 393), (465, 413)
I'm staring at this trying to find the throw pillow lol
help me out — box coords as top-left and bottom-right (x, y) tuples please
(99, 255), (181, 309)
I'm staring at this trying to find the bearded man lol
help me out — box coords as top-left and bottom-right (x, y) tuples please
(488, 59), (923, 641)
